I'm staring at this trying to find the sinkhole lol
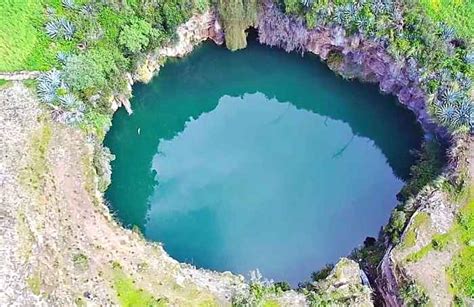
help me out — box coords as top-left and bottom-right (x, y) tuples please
(104, 38), (423, 285)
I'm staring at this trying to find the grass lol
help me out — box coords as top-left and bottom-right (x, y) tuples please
(447, 189), (474, 300)
(405, 243), (433, 263)
(262, 299), (280, 307)
(401, 212), (430, 249)
(27, 273), (42, 295)
(0, 0), (58, 72)
(112, 264), (167, 307)
(21, 120), (52, 190)
(0, 79), (10, 88)
(419, 0), (474, 39)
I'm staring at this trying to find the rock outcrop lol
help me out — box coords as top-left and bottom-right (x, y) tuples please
(311, 258), (373, 306)
(257, 0), (445, 137)
(133, 10), (223, 85)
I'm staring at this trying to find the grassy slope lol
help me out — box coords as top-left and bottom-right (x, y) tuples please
(0, 0), (55, 72)
(447, 189), (474, 300)
(419, 0), (474, 39)
(411, 0), (473, 301)
(0, 0), (91, 72)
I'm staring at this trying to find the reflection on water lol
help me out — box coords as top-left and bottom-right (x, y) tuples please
(105, 41), (423, 284)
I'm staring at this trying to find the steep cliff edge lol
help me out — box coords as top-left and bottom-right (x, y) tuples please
(0, 82), (247, 305)
(1, 1), (471, 305)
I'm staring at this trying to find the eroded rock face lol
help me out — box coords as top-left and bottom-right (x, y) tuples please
(134, 10), (224, 84)
(312, 258), (373, 306)
(257, 0), (445, 137)
(111, 10), (224, 114)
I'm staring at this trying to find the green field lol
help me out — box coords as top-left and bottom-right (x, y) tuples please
(0, 0), (56, 71)
(448, 189), (474, 300)
(419, 0), (474, 39)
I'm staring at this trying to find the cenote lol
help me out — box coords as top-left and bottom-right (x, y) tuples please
(105, 38), (423, 285)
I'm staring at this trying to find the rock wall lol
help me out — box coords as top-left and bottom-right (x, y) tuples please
(376, 134), (470, 306)
(256, 0), (446, 138)
(255, 1), (472, 305)
(312, 258), (374, 306)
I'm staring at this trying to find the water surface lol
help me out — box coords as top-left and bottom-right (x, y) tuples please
(105, 41), (423, 285)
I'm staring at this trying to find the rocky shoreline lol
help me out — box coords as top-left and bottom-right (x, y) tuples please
(1, 2), (470, 305)
(103, 2), (470, 305)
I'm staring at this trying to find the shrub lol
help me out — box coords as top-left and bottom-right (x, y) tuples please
(311, 264), (334, 282)
(63, 47), (128, 92)
(63, 53), (106, 91)
(119, 19), (153, 53)
(161, 0), (190, 33)
(385, 209), (406, 244)
(400, 281), (429, 306)
(37, 69), (62, 103)
(398, 140), (444, 201)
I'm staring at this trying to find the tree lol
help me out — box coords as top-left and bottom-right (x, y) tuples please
(119, 19), (152, 53)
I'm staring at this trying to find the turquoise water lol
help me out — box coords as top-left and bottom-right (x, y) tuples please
(104, 40), (423, 285)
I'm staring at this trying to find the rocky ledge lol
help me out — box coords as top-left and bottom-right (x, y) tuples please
(257, 0), (445, 137)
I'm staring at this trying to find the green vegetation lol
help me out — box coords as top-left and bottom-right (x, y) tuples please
(310, 264), (334, 282)
(21, 121), (52, 190)
(232, 270), (289, 306)
(283, 0), (473, 133)
(447, 191), (474, 301)
(419, 0), (474, 39)
(401, 212), (430, 249)
(72, 253), (89, 270)
(118, 18), (154, 53)
(1, 0), (206, 139)
(398, 140), (445, 202)
(112, 263), (167, 307)
(384, 140), (445, 245)
(385, 209), (407, 245)
(399, 281), (429, 306)
(0, 0), (57, 71)
(216, 0), (258, 50)
(27, 273), (42, 295)
(400, 188), (473, 301)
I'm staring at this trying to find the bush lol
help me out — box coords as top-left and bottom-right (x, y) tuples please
(63, 53), (106, 91)
(119, 18), (153, 53)
(161, 0), (190, 33)
(398, 140), (444, 201)
(400, 281), (429, 306)
(385, 209), (406, 244)
(311, 264), (334, 282)
(63, 47), (128, 93)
